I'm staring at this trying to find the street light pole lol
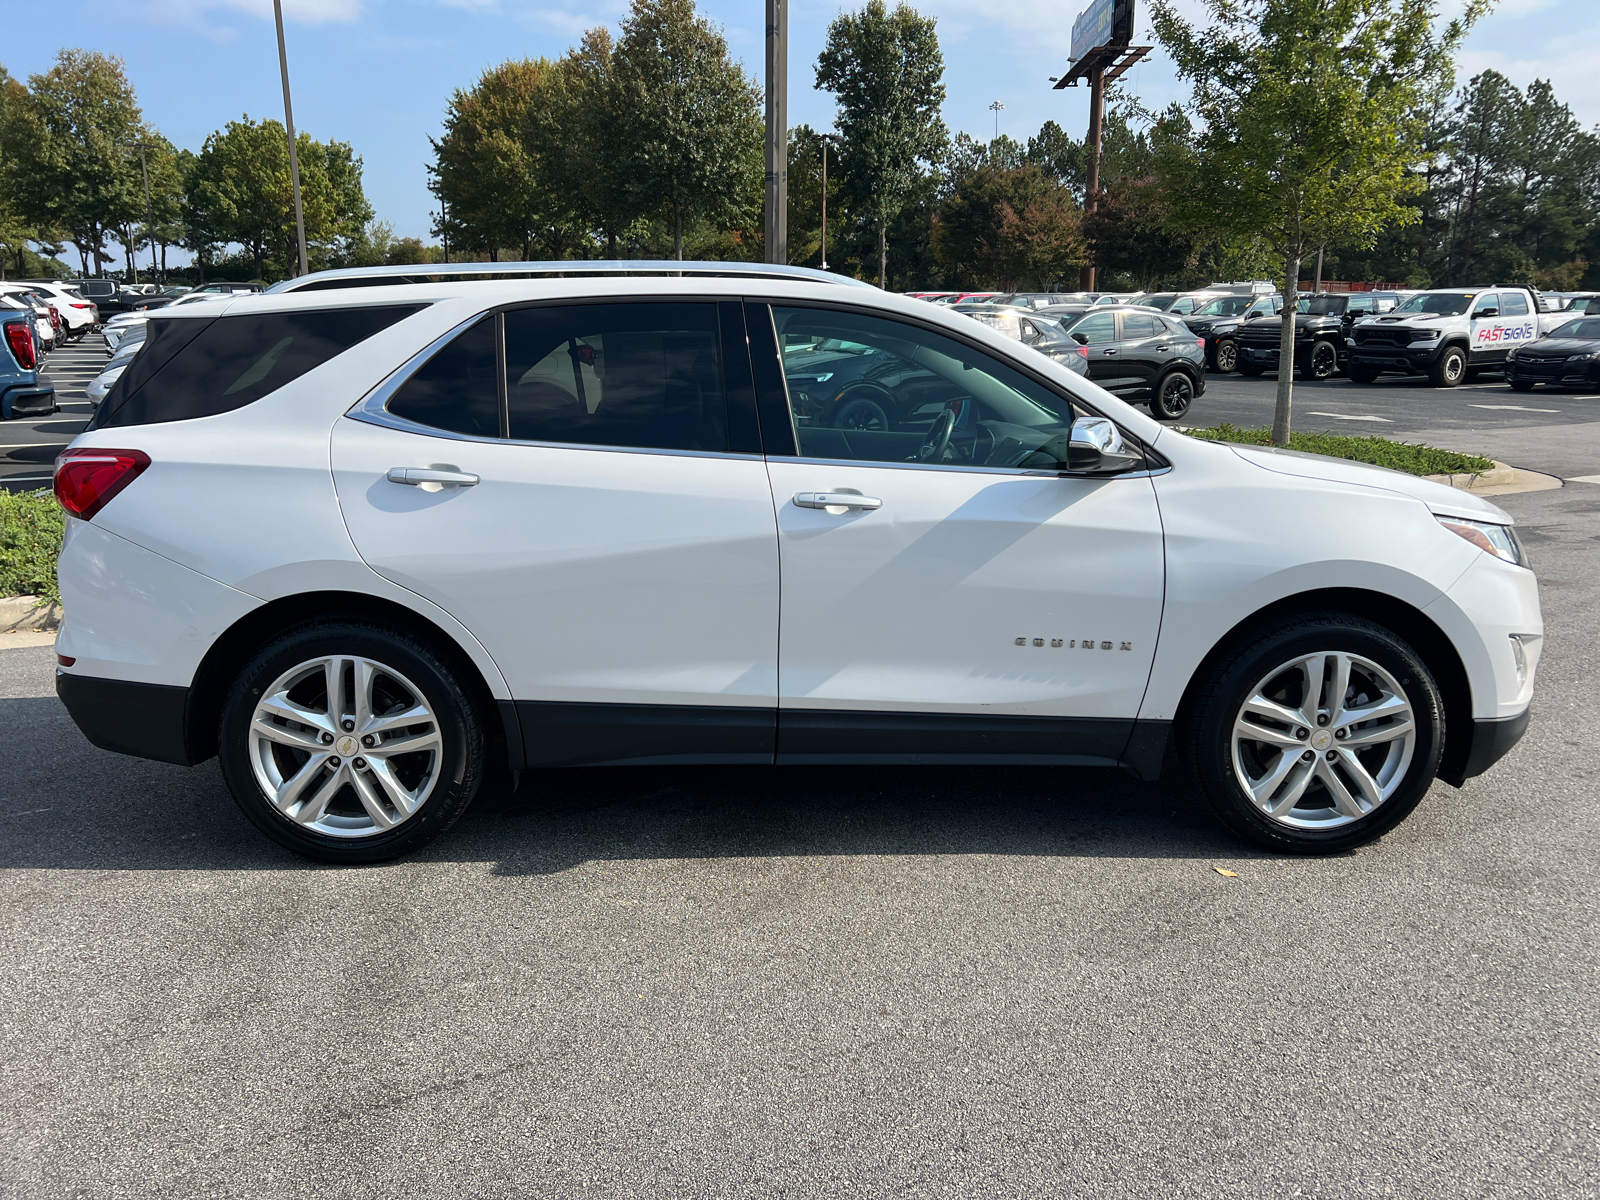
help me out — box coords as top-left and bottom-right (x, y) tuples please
(764, 0), (788, 265)
(136, 145), (158, 281)
(273, 0), (310, 278)
(989, 100), (1005, 141)
(819, 133), (839, 271)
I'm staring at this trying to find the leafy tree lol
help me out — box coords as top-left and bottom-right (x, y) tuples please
(816, 0), (948, 287)
(187, 116), (372, 281)
(1152, 0), (1486, 444)
(932, 164), (1083, 290)
(1024, 121), (1084, 196)
(4, 50), (147, 276)
(607, 0), (763, 259)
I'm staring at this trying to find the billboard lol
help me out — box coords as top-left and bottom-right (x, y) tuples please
(1070, 0), (1134, 62)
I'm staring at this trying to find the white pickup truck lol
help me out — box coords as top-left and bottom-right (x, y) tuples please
(1345, 286), (1563, 387)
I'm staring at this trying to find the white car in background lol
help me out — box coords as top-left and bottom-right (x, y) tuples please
(52, 262), (1541, 864)
(0, 284), (57, 354)
(24, 282), (99, 338)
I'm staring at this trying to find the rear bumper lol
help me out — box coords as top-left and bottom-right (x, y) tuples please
(56, 671), (197, 766)
(1, 384), (56, 419)
(1438, 707), (1532, 787)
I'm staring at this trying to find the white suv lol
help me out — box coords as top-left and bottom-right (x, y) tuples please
(52, 263), (1541, 863)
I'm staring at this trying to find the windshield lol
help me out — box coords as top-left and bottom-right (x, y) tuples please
(1549, 318), (1600, 339)
(1395, 292), (1473, 316)
(1140, 294), (1178, 310)
(1193, 296), (1252, 317)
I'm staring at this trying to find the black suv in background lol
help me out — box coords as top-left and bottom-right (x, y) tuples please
(1178, 292), (1282, 373)
(1235, 292), (1396, 380)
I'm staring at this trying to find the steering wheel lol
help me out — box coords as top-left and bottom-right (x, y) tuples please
(918, 407), (957, 464)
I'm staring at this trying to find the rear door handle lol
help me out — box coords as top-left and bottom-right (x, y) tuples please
(1102, 348), (1118, 356)
(386, 467), (480, 488)
(794, 491), (882, 511)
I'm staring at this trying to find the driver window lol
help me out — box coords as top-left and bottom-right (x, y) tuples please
(1472, 293), (1500, 318)
(771, 305), (1086, 470)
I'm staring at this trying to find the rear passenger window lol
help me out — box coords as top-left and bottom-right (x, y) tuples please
(387, 316), (500, 438)
(503, 303), (726, 452)
(97, 305), (420, 429)
(1501, 293), (1529, 316)
(1121, 313), (1158, 340)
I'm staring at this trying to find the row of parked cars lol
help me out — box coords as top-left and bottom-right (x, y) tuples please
(911, 283), (1600, 416)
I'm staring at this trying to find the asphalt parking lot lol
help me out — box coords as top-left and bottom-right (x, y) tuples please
(0, 338), (98, 491)
(3, 478), (1597, 1196)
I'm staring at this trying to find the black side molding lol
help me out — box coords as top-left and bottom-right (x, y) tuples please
(57, 672), (194, 766)
(775, 709), (1133, 766)
(1437, 708), (1531, 787)
(515, 700), (775, 767)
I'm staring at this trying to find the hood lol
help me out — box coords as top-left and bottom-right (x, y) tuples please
(1514, 338), (1596, 356)
(1371, 312), (1452, 326)
(1227, 444), (1514, 522)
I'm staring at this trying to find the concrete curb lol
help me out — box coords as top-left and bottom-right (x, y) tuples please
(0, 595), (61, 633)
(1425, 460), (1563, 496)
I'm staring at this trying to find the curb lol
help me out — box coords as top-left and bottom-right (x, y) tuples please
(0, 595), (61, 633)
(1425, 460), (1563, 496)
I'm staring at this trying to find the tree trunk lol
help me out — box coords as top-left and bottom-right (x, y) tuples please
(1271, 251), (1302, 446)
(254, 241), (265, 282)
(674, 204), (683, 261)
(607, 230), (617, 260)
(877, 220), (887, 290)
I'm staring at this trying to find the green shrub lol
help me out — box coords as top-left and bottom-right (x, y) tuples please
(0, 488), (64, 605)
(1181, 423), (1495, 476)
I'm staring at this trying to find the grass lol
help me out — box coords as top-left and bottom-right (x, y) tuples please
(1181, 423), (1496, 477)
(0, 488), (64, 606)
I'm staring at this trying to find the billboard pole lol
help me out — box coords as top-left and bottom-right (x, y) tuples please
(1081, 67), (1104, 291)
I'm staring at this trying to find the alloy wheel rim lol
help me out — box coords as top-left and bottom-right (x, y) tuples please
(248, 655), (443, 839)
(1162, 376), (1191, 415)
(1231, 651), (1416, 831)
(1217, 343), (1236, 371)
(1313, 343), (1336, 377)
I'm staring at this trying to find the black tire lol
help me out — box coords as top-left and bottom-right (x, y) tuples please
(1429, 344), (1467, 388)
(1238, 361), (1265, 377)
(1180, 612), (1444, 855)
(1346, 365), (1379, 384)
(1307, 339), (1338, 380)
(833, 393), (890, 432)
(1151, 369), (1194, 421)
(1509, 379), (1535, 392)
(218, 620), (487, 864)
(1213, 339), (1238, 373)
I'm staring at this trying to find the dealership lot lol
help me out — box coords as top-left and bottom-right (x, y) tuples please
(2, 481), (1595, 1196)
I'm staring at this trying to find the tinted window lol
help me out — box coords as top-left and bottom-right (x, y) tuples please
(387, 316), (500, 438)
(504, 302), (726, 452)
(1550, 318), (1600, 339)
(97, 305), (419, 429)
(1501, 292), (1529, 316)
(1472, 294), (1500, 318)
(1121, 313), (1159, 340)
(1065, 312), (1117, 344)
(1168, 298), (1196, 314)
(772, 305), (1084, 469)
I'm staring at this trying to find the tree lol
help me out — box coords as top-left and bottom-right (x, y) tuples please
(4, 50), (147, 276)
(607, 0), (763, 259)
(932, 164), (1083, 290)
(816, 0), (948, 288)
(1152, 0), (1485, 444)
(186, 116), (372, 280)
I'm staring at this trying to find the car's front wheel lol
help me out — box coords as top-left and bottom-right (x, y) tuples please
(218, 621), (486, 863)
(1213, 339), (1238, 373)
(1181, 613), (1443, 854)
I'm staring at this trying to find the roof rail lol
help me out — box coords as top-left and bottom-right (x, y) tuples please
(265, 260), (875, 295)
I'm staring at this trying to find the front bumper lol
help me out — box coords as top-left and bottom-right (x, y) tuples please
(57, 671), (197, 765)
(1505, 359), (1596, 387)
(1348, 342), (1443, 373)
(1438, 708), (1531, 787)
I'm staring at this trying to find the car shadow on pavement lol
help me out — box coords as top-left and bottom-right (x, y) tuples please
(0, 694), (1259, 873)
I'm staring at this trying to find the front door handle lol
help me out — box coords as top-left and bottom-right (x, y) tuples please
(1101, 348), (1118, 356)
(386, 466), (480, 488)
(794, 491), (882, 511)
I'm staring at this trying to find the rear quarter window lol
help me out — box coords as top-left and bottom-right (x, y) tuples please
(95, 305), (421, 428)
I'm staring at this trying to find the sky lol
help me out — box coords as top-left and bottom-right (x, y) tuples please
(8, 0), (1600, 252)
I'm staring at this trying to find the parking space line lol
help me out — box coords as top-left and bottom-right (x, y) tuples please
(1568, 474), (1600, 484)
(1470, 404), (1561, 412)
(1306, 412), (1392, 422)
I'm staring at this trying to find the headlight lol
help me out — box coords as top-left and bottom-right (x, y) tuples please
(1567, 352), (1595, 364)
(1437, 515), (1526, 567)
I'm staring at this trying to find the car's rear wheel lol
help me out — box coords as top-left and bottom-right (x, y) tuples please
(1181, 613), (1443, 854)
(218, 621), (486, 863)
(1307, 339), (1338, 380)
(1151, 370), (1194, 421)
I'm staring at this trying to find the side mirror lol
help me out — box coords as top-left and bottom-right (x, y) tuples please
(1476, 309), (1498, 319)
(1071, 332), (1089, 345)
(1066, 416), (1143, 473)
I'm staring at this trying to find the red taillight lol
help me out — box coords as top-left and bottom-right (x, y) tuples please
(71, 302), (92, 309)
(1195, 339), (1206, 349)
(1076, 345), (1090, 359)
(5, 322), (35, 369)
(54, 448), (151, 520)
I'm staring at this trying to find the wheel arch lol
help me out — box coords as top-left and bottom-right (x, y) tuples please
(184, 590), (514, 767)
(1169, 586), (1474, 785)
